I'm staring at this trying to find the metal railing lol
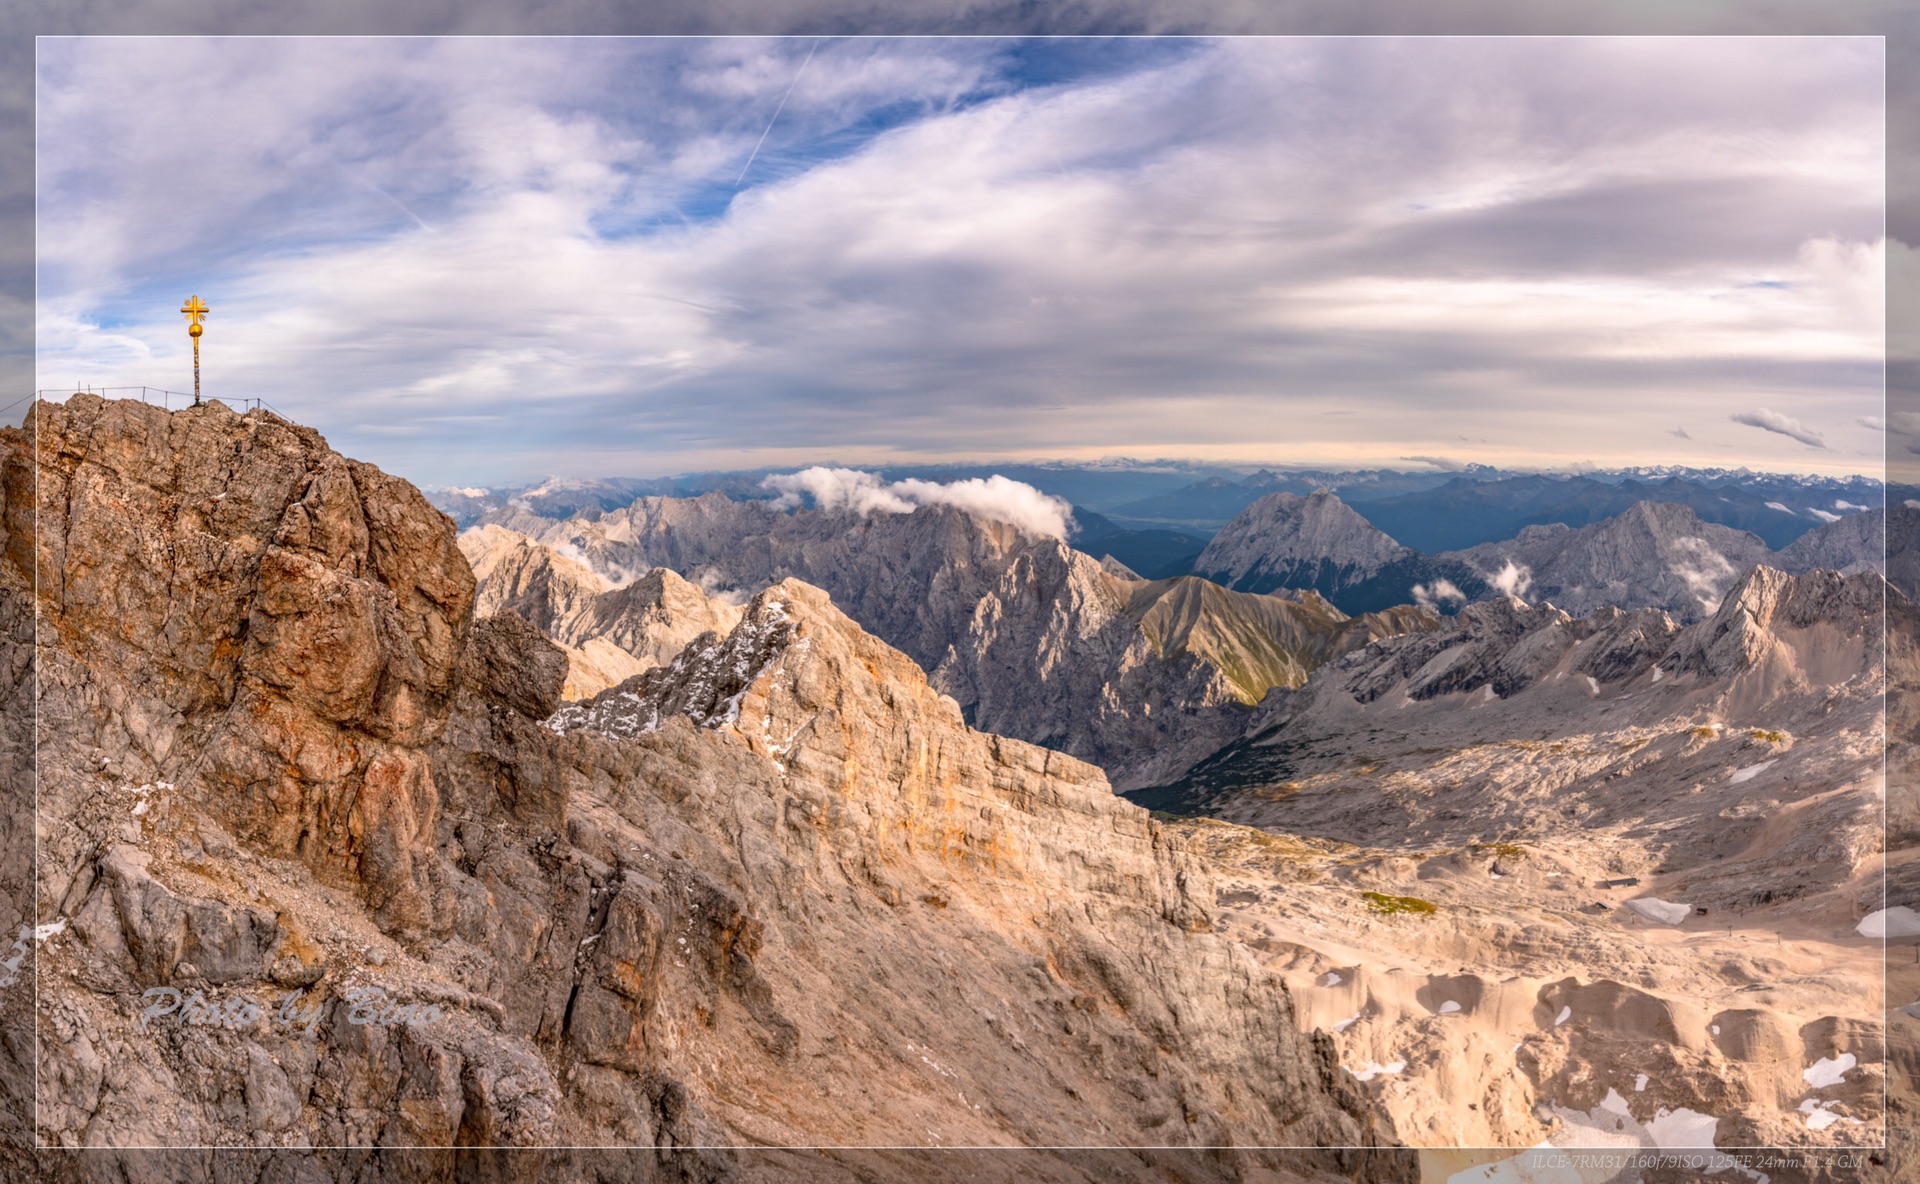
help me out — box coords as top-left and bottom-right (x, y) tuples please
(21, 386), (286, 418)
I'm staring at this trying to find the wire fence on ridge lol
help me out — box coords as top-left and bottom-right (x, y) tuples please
(25, 386), (286, 418)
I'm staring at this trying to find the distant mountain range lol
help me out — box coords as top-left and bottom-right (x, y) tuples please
(1112, 470), (1881, 547)
(1193, 489), (1894, 623)
(434, 464), (1882, 580)
(1348, 473), (1879, 552)
(429, 464), (1892, 650)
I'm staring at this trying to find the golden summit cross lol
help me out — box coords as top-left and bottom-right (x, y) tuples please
(180, 295), (208, 405)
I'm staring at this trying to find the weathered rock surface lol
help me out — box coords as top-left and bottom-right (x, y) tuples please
(936, 555), (1438, 788)
(475, 494), (1431, 788)
(1133, 564), (1888, 1161)
(1774, 506), (1892, 578)
(461, 524), (741, 699)
(0, 406), (36, 1159)
(17, 397), (1409, 1182)
(32, 394), (475, 942)
(1193, 491), (1485, 614)
(1438, 501), (1774, 623)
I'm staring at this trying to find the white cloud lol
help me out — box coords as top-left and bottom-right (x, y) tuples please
(762, 467), (1073, 538)
(1670, 536), (1736, 614)
(694, 569), (752, 606)
(1412, 578), (1467, 609)
(1490, 560), (1532, 600)
(762, 467), (916, 515)
(1731, 408), (1826, 449)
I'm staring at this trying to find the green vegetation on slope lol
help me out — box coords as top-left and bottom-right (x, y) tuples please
(1362, 891), (1438, 916)
(1118, 575), (1439, 704)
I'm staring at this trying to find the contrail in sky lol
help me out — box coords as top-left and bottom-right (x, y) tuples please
(736, 40), (819, 189)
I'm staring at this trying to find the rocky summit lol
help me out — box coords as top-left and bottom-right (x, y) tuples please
(1437, 501), (1775, 623)
(11, 397), (1411, 1181)
(1192, 491), (1487, 615)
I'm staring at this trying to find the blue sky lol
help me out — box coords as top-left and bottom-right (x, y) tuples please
(36, 36), (1886, 485)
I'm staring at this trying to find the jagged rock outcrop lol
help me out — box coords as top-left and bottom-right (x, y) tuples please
(934, 550), (1439, 787)
(482, 494), (1431, 788)
(507, 492), (1026, 672)
(461, 524), (741, 699)
(1773, 505), (1902, 580)
(18, 397), (1410, 1180)
(462, 523), (609, 634)
(1439, 502), (1773, 623)
(1658, 563), (1887, 693)
(1151, 563), (1884, 851)
(1193, 491), (1486, 614)
(0, 398), (35, 1158)
(1338, 596), (1680, 707)
(32, 394), (475, 942)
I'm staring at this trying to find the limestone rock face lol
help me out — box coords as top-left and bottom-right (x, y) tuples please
(460, 524), (741, 699)
(1195, 491), (1413, 593)
(1773, 505), (1904, 581)
(543, 494), (1028, 672)
(463, 612), (569, 721)
(462, 523), (609, 638)
(536, 579), (1402, 1159)
(20, 398), (1407, 1181)
(1439, 501), (1773, 623)
(1659, 563), (1886, 690)
(31, 394), (474, 939)
(934, 546), (1438, 788)
(483, 495), (1431, 788)
(1191, 490), (1490, 615)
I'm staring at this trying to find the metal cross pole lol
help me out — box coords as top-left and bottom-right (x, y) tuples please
(180, 295), (208, 406)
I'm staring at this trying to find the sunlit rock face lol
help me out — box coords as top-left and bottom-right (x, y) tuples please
(461, 523), (741, 700)
(471, 492), (1436, 789)
(14, 396), (1409, 1181)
